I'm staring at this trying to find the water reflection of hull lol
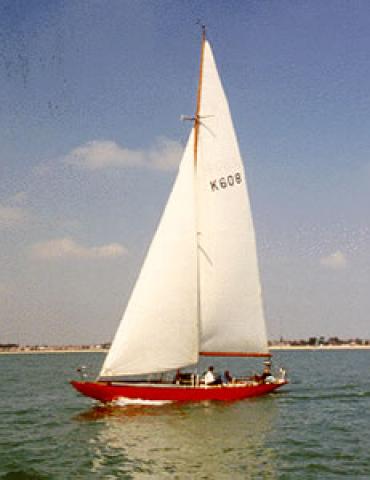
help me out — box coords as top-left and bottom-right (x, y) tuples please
(78, 387), (280, 479)
(71, 380), (287, 403)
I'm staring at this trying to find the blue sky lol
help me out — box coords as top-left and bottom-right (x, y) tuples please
(1, 1), (370, 344)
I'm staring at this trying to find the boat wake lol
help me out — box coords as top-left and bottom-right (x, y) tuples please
(113, 397), (173, 407)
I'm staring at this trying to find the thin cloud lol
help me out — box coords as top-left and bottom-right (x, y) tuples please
(0, 204), (28, 228)
(32, 163), (54, 177)
(320, 250), (348, 270)
(0, 283), (11, 298)
(64, 137), (183, 171)
(30, 237), (128, 260)
(8, 191), (28, 205)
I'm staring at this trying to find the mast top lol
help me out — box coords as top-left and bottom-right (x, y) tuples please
(196, 20), (206, 40)
(194, 23), (206, 167)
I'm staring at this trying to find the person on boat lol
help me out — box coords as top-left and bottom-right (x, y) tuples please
(261, 362), (275, 383)
(223, 370), (233, 384)
(204, 366), (215, 385)
(204, 366), (222, 385)
(174, 369), (182, 384)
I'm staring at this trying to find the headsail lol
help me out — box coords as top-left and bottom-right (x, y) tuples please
(196, 40), (269, 355)
(100, 132), (198, 377)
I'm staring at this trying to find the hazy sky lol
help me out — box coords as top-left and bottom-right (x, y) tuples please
(1, 1), (370, 344)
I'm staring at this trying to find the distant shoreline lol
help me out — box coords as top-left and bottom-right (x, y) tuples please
(270, 345), (370, 351)
(0, 348), (108, 355)
(1, 345), (370, 354)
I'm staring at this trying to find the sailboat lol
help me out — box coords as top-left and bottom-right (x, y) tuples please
(71, 28), (287, 403)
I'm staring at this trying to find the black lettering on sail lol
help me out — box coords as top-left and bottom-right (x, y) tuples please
(210, 172), (242, 192)
(219, 178), (227, 189)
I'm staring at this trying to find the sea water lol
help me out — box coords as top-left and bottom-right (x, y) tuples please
(0, 350), (369, 479)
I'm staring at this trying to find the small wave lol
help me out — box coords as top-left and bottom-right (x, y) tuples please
(1, 471), (49, 480)
(285, 390), (369, 401)
(358, 391), (370, 397)
(113, 397), (173, 407)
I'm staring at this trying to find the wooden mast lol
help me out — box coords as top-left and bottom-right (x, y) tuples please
(194, 25), (206, 168)
(194, 25), (206, 360)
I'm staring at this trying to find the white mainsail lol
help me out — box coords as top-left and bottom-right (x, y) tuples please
(100, 36), (268, 378)
(197, 41), (268, 354)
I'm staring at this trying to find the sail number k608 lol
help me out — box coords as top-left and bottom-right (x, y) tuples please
(210, 173), (242, 192)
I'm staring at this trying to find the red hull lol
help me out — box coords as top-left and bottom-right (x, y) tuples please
(71, 380), (287, 403)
